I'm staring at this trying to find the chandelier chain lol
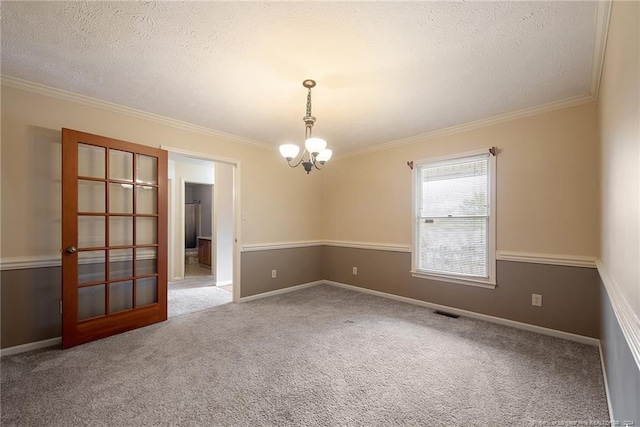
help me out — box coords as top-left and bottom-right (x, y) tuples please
(306, 87), (312, 117)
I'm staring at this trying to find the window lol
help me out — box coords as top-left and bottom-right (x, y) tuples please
(412, 150), (496, 288)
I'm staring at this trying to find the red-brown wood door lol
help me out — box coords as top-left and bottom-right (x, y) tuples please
(62, 129), (168, 348)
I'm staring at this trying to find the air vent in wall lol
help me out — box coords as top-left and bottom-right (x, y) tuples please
(434, 310), (460, 319)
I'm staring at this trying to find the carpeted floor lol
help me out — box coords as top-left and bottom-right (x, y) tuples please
(168, 275), (232, 318)
(1, 284), (609, 426)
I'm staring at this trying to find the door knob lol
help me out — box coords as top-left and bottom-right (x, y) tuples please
(65, 246), (77, 254)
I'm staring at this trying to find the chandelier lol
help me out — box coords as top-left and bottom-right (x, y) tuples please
(279, 79), (332, 174)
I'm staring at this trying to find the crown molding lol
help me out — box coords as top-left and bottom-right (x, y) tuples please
(590, 0), (612, 100)
(0, 75), (273, 151)
(339, 94), (595, 159)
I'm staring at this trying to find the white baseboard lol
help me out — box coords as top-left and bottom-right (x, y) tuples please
(324, 280), (599, 346)
(598, 341), (615, 424)
(215, 280), (233, 286)
(238, 280), (324, 303)
(0, 337), (61, 357)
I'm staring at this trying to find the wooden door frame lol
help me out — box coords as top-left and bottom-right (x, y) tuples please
(162, 146), (241, 303)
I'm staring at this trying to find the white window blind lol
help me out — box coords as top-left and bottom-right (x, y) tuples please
(416, 154), (491, 279)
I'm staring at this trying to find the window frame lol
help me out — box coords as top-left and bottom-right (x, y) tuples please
(411, 149), (496, 289)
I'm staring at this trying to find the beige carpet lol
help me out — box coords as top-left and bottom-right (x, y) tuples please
(1, 284), (609, 426)
(168, 275), (232, 318)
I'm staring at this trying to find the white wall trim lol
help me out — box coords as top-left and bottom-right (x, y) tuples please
(215, 280), (233, 287)
(0, 252), (159, 271)
(325, 280), (599, 346)
(242, 241), (324, 252)
(590, 0), (612, 100)
(0, 337), (61, 357)
(598, 341), (616, 426)
(410, 271), (497, 289)
(323, 240), (411, 253)
(0, 255), (61, 271)
(339, 95), (595, 159)
(242, 240), (411, 253)
(1, 75), (272, 151)
(597, 259), (640, 371)
(496, 251), (597, 268)
(238, 280), (323, 303)
(4, 249), (599, 270)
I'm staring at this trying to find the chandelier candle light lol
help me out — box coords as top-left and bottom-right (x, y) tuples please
(279, 79), (332, 174)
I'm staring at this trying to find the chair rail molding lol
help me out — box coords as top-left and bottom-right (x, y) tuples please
(496, 251), (597, 268)
(597, 259), (640, 371)
(0, 255), (62, 271)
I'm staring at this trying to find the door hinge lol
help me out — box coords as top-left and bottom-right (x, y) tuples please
(59, 300), (62, 315)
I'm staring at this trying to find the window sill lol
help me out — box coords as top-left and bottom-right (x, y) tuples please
(410, 271), (496, 289)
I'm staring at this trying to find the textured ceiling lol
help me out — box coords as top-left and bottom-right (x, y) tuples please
(1, 1), (598, 154)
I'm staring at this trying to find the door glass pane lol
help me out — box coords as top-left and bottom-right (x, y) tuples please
(136, 185), (157, 214)
(78, 180), (105, 213)
(78, 216), (105, 248)
(78, 251), (105, 284)
(136, 277), (157, 306)
(78, 144), (105, 178)
(109, 248), (133, 280)
(136, 217), (157, 245)
(136, 154), (157, 184)
(109, 280), (133, 314)
(136, 247), (157, 275)
(109, 150), (133, 182)
(109, 216), (133, 246)
(109, 183), (133, 213)
(78, 284), (105, 320)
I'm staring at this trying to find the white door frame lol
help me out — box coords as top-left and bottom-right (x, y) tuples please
(162, 146), (241, 303)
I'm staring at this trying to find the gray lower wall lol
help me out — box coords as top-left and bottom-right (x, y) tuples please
(600, 280), (640, 424)
(1, 267), (62, 348)
(5, 245), (639, 425)
(1, 246), (601, 348)
(323, 246), (601, 338)
(240, 246), (323, 298)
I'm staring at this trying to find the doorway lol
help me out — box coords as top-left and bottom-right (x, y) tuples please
(184, 182), (214, 278)
(164, 147), (240, 316)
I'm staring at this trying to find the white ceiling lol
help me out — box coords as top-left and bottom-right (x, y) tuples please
(1, 1), (603, 155)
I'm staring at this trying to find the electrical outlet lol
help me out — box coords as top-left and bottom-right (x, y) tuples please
(352, 267), (358, 275)
(532, 294), (542, 307)
(271, 269), (277, 279)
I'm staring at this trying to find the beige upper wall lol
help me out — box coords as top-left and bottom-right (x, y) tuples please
(598, 1), (640, 316)
(0, 85), (324, 259)
(323, 101), (600, 257)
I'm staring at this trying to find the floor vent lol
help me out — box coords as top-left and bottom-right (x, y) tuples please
(434, 310), (460, 319)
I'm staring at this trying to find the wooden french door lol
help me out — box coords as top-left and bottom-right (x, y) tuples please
(61, 129), (168, 348)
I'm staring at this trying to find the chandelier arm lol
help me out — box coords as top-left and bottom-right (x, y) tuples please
(287, 146), (310, 168)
